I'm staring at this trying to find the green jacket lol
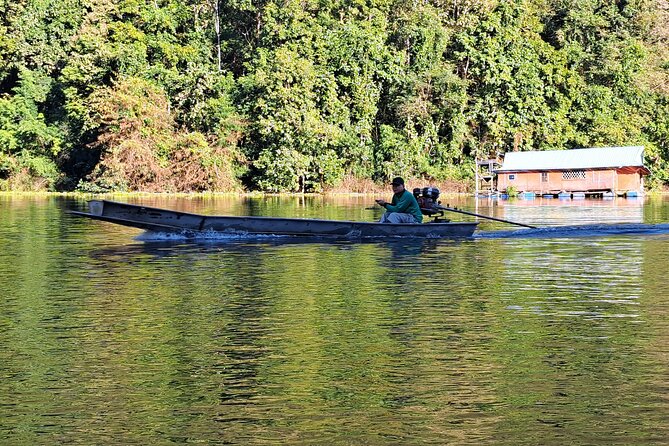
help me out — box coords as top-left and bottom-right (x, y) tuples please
(384, 189), (423, 223)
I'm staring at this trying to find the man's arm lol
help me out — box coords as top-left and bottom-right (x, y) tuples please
(384, 192), (412, 213)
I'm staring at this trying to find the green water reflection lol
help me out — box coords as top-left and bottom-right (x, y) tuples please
(1, 195), (668, 445)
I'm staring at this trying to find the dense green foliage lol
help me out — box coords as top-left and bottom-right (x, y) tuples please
(1, 0), (668, 191)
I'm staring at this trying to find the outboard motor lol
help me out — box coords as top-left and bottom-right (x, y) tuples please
(421, 187), (440, 207)
(414, 186), (446, 220)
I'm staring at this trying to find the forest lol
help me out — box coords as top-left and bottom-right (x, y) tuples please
(1, 0), (668, 192)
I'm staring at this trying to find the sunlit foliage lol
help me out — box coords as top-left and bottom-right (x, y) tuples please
(0, 0), (668, 191)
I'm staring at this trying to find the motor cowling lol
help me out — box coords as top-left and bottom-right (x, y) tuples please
(413, 187), (441, 213)
(422, 187), (440, 201)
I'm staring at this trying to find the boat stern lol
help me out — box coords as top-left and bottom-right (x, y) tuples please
(88, 200), (104, 216)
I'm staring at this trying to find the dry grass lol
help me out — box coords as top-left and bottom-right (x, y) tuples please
(323, 175), (472, 195)
(3, 168), (52, 192)
(86, 78), (240, 193)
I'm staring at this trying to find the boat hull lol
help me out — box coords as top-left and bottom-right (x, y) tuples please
(70, 200), (479, 238)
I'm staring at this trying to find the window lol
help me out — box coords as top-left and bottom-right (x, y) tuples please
(509, 174), (515, 180)
(562, 170), (586, 180)
(541, 172), (549, 182)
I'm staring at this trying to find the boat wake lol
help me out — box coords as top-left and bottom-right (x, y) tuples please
(135, 229), (294, 242)
(135, 223), (669, 242)
(475, 223), (669, 239)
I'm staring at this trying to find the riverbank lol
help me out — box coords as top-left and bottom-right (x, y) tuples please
(4, 189), (669, 199)
(0, 177), (473, 197)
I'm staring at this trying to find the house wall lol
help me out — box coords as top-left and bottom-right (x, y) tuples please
(497, 169), (643, 193)
(617, 172), (642, 191)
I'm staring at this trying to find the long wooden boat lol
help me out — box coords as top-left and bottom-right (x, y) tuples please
(70, 200), (479, 238)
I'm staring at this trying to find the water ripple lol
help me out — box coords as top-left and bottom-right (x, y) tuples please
(2, 196), (669, 445)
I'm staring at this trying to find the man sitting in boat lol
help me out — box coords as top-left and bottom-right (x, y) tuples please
(375, 177), (423, 224)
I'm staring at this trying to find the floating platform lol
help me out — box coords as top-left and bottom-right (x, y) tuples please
(498, 190), (643, 200)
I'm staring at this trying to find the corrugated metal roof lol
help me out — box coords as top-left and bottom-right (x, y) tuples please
(496, 146), (647, 172)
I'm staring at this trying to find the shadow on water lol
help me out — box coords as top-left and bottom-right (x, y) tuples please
(82, 221), (669, 264)
(88, 233), (467, 262)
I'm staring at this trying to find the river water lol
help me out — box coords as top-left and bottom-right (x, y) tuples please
(1, 194), (668, 445)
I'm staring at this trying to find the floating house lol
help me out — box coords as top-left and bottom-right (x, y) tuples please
(495, 146), (650, 197)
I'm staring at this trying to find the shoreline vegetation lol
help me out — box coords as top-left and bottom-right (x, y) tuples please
(1, 1), (669, 194)
(0, 177), (470, 196)
(4, 187), (669, 199)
